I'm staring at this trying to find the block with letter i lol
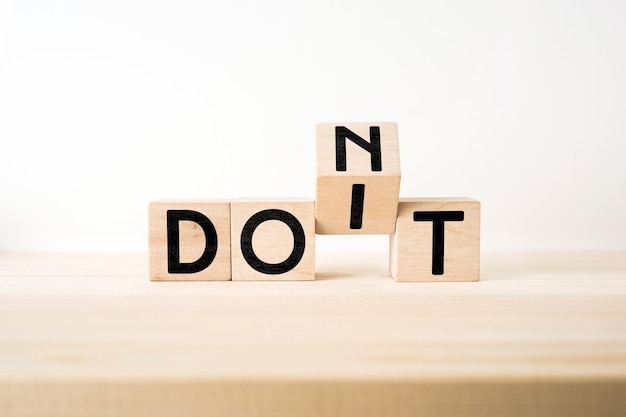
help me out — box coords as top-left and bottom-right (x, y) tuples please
(316, 122), (400, 234)
(231, 198), (315, 281)
(149, 200), (231, 281)
(390, 198), (481, 282)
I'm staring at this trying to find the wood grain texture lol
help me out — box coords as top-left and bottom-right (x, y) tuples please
(315, 122), (400, 234)
(1, 251), (626, 416)
(231, 198), (315, 281)
(390, 197), (481, 281)
(148, 200), (231, 281)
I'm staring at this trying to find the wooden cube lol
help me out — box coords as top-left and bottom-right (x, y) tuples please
(316, 122), (401, 234)
(231, 198), (315, 281)
(390, 198), (480, 282)
(149, 200), (231, 281)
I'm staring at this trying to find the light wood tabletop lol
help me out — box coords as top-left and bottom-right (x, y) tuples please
(1, 251), (625, 416)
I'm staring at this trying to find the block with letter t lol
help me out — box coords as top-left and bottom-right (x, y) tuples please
(315, 122), (401, 234)
(390, 198), (481, 282)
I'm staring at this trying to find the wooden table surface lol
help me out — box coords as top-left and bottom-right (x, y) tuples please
(1, 251), (626, 416)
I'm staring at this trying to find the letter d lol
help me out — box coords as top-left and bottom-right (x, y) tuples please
(167, 210), (218, 273)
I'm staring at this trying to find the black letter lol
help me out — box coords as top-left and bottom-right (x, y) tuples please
(413, 211), (464, 275)
(240, 209), (306, 275)
(350, 184), (365, 229)
(167, 210), (218, 274)
(335, 126), (382, 171)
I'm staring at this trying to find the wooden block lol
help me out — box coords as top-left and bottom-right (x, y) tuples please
(390, 198), (480, 282)
(149, 200), (231, 281)
(316, 122), (401, 234)
(231, 198), (315, 281)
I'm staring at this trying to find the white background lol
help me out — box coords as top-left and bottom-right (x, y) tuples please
(1, 0), (624, 253)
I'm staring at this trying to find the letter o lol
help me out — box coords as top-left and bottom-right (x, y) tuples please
(240, 209), (306, 275)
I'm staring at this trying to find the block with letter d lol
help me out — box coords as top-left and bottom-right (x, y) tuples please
(315, 122), (401, 234)
(149, 200), (231, 281)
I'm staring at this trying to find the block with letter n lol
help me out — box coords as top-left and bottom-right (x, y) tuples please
(315, 122), (401, 234)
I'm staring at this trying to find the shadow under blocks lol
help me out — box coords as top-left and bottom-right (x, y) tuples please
(149, 122), (480, 281)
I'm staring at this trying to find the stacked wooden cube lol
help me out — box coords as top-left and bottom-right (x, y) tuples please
(149, 122), (480, 282)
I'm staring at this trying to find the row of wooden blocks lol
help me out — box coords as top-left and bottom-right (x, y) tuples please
(149, 122), (481, 282)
